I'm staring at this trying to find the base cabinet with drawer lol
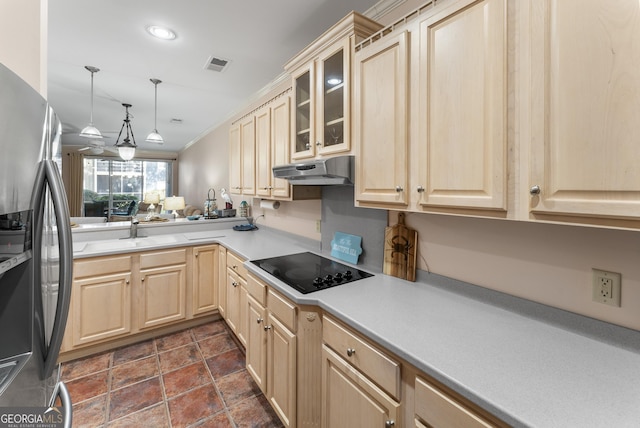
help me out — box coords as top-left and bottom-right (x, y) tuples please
(321, 315), (401, 428)
(138, 248), (187, 329)
(61, 245), (220, 359)
(246, 274), (297, 427)
(224, 250), (248, 347)
(67, 255), (133, 348)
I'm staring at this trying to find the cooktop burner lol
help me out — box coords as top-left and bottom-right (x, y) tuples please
(250, 252), (373, 294)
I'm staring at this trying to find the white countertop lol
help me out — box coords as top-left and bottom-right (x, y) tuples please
(72, 223), (640, 427)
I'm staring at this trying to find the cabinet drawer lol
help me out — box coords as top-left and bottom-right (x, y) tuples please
(140, 248), (187, 269)
(245, 273), (267, 305)
(323, 315), (400, 399)
(74, 255), (132, 279)
(267, 289), (296, 332)
(227, 251), (247, 278)
(415, 376), (494, 428)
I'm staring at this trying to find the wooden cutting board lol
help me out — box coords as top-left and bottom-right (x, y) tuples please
(383, 212), (418, 281)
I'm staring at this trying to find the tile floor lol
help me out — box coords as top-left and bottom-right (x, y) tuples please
(60, 320), (283, 427)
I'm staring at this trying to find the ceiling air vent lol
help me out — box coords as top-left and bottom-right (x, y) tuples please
(205, 56), (230, 72)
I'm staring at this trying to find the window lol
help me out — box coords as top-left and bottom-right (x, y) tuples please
(82, 158), (173, 217)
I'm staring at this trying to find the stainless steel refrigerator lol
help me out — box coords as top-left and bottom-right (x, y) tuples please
(0, 63), (73, 426)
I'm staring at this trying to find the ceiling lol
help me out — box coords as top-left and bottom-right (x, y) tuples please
(48, 0), (382, 155)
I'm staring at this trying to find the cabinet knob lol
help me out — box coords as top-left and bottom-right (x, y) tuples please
(195, 253), (198, 257)
(395, 186), (403, 192)
(347, 348), (356, 357)
(141, 278), (145, 282)
(385, 421), (395, 427)
(530, 185), (541, 195)
(126, 280), (130, 284)
(316, 141), (321, 146)
(232, 265), (238, 269)
(257, 317), (263, 324)
(416, 185), (425, 193)
(305, 143), (311, 149)
(232, 281), (239, 287)
(264, 325), (272, 331)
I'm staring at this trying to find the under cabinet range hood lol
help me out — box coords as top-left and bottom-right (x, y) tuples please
(272, 155), (354, 185)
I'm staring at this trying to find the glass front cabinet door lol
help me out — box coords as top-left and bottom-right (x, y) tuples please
(286, 12), (382, 161)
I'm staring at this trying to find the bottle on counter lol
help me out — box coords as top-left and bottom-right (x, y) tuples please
(239, 200), (249, 217)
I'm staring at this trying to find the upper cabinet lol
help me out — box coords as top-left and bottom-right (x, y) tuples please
(228, 115), (256, 197)
(524, 0), (640, 229)
(285, 12), (383, 161)
(355, 0), (508, 216)
(354, 30), (410, 207)
(417, 0), (507, 212)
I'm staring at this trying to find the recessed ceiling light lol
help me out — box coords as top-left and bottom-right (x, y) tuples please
(146, 25), (177, 40)
(327, 78), (342, 86)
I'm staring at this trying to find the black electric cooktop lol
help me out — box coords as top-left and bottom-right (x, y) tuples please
(250, 252), (373, 294)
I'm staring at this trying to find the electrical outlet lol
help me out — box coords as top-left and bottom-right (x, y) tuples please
(316, 220), (321, 233)
(592, 269), (621, 307)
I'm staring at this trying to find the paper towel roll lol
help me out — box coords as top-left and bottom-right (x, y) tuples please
(260, 200), (280, 210)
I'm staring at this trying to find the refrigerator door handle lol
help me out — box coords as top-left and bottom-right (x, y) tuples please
(41, 160), (73, 379)
(53, 381), (72, 428)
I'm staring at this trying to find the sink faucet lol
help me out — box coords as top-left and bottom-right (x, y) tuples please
(129, 218), (139, 238)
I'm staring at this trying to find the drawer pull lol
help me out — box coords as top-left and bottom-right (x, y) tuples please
(256, 318), (263, 324)
(416, 185), (425, 193)
(395, 186), (403, 192)
(264, 325), (272, 331)
(232, 281), (239, 288)
(347, 348), (356, 357)
(385, 421), (395, 427)
(530, 185), (541, 195)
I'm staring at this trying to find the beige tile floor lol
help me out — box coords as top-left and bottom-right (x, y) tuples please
(60, 320), (283, 427)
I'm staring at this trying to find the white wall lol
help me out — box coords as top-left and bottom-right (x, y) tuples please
(391, 211), (640, 331)
(0, 0), (47, 94)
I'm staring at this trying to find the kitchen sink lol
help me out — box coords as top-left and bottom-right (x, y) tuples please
(80, 234), (181, 253)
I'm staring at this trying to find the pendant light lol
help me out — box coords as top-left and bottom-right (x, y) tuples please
(79, 66), (103, 139)
(114, 103), (137, 161)
(145, 78), (164, 144)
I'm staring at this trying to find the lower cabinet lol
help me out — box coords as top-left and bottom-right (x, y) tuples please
(225, 250), (248, 347)
(192, 244), (220, 315)
(321, 315), (400, 428)
(138, 248), (187, 329)
(246, 275), (297, 427)
(322, 345), (400, 428)
(62, 245), (219, 356)
(414, 376), (496, 428)
(69, 255), (133, 347)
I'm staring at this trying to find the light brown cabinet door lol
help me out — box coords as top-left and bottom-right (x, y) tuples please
(217, 246), (227, 319)
(418, 0), (507, 211)
(229, 123), (242, 195)
(246, 295), (267, 393)
(354, 30), (409, 207)
(271, 96), (292, 199)
(192, 245), (218, 316)
(321, 345), (400, 428)
(225, 269), (242, 335)
(139, 264), (186, 329)
(71, 273), (131, 346)
(528, 0), (640, 223)
(256, 107), (272, 197)
(267, 315), (297, 428)
(316, 38), (351, 157)
(291, 65), (315, 160)
(241, 115), (256, 196)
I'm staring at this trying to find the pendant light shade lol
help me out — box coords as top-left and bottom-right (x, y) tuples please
(79, 66), (103, 139)
(114, 103), (137, 161)
(145, 78), (164, 144)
